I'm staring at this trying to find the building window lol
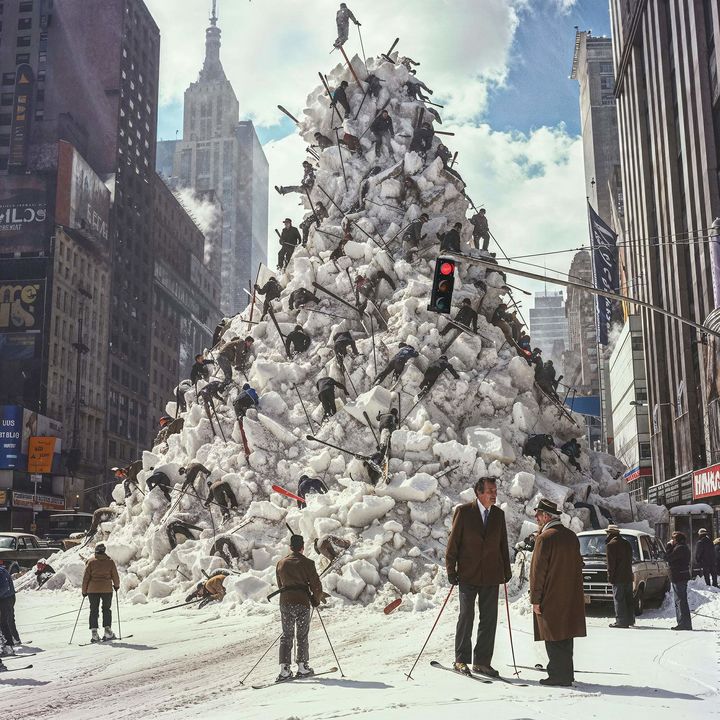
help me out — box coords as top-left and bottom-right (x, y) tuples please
(600, 62), (614, 74)
(17, 17), (32, 30)
(601, 94), (615, 105)
(0, 113), (10, 125)
(16, 53), (30, 64)
(600, 76), (614, 90)
(16, 35), (31, 47)
(639, 442), (652, 460)
(19, 1), (33, 11)
(0, 93), (12, 106)
(2, 73), (15, 85)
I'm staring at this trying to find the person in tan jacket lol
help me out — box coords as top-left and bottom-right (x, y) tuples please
(184, 570), (229, 608)
(445, 477), (511, 678)
(82, 543), (120, 643)
(275, 534), (325, 681)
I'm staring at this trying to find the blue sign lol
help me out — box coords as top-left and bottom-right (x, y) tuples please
(588, 202), (619, 346)
(0, 405), (23, 469)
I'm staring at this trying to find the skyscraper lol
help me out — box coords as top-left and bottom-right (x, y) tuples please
(530, 290), (568, 364)
(158, 3), (268, 316)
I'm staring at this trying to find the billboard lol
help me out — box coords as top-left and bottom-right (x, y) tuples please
(692, 463), (720, 500)
(0, 176), (48, 253)
(0, 405), (24, 469)
(0, 280), (44, 333)
(27, 436), (57, 473)
(587, 202), (619, 346)
(55, 141), (111, 249)
(12, 491), (65, 511)
(8, 65), (34, 171)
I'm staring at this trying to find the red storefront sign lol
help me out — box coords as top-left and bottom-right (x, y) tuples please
(692, 463), (720, 500)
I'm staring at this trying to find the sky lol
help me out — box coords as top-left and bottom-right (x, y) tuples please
(146, 0), (614, 301)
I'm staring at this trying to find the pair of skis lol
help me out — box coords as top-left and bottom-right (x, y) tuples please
(78, 635), (134, 647)
(252, 666), (338, 690)
(430, 661), (528, 686)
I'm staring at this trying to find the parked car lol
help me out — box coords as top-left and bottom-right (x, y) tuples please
(0, 532), (58, 574)
(578, 529), (670, 615)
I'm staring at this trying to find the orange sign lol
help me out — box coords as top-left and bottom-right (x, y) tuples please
(27, 436), (56, 473)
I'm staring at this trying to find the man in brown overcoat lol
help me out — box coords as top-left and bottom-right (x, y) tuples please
(606, 525), (635, 628)
(529, 498), (586, 686)
(446, 477), (512, 678)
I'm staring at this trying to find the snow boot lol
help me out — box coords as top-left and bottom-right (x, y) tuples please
(453, 662), (471, 676)
(0, 644), (14, 656)
(0, 661), (6, 672)
(102, 627), (116, 641)
(296, 662), (314, 677)
(473, 664), (499, 677)
(277, 664), (293, 681)
(90, 629), (101, 643)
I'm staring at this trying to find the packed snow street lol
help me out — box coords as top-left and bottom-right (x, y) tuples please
(2, 2), (720, 720)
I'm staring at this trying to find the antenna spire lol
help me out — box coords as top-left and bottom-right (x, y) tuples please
(210, 0), (218, 26)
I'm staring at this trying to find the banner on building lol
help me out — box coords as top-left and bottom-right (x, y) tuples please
(27, 436), (57, 473)
(0, 176), (48, 253)
(12, 491), (65, 511)
(55, 141), (111, 249)
(588, 202), (619, 346)
(0, 405), (24, 469)
(0, 280), (44, 333)
(692, 463), (720, 500)
(8, 64), (34, 171)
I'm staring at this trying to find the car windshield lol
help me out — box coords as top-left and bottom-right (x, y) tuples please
(0, 537), (16, 549)
(579, 534), (641, 562)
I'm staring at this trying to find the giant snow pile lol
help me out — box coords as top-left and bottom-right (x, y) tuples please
(38, 50), (668, 610)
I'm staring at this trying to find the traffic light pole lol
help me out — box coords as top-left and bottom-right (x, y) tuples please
(445, 252), (720, 340)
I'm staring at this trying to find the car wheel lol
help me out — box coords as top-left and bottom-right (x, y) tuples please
(634, 586), (644, 616)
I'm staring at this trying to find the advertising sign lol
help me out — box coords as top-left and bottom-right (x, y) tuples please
(588, 202), (619, 346)
(55, 141), (111, 248)
(8, 64), (34, 170)
(692, 463), (720, 500)
(0, 280), (44, 333)
(27, 436), (57, 473)
(0, 405), (24, 469)
(12, 491), (65, 511)
(0, 176), (47, 253)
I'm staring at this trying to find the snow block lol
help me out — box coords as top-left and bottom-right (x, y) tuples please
(350, 559), (381, 587)
(247, 500), (287, 522)
(344, 386), (394, 425)
(252, 548), (273, 571)
(230, 575), (271, 602)
(464, 427), (515, 464)
(534, 475), (572, 507)
(433, 440), (477, 476)
(508, 471), (535, 499)
(388, 567), (412, 594)
(336, 564), (366, 600)
(409, 495), (442, 525)
(257, 413), (296, 445)
(508, 356), (535, 393)
(379, 472), (437, 502)
(346, 495), (395, 527)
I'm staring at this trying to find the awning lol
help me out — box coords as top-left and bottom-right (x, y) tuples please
(564, 395), (601, 417)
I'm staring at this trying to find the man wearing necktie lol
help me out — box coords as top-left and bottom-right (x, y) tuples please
(445, 477), (512, 677)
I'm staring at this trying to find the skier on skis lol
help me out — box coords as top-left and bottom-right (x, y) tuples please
(233, 383), (259, 419)
(446, 477), (511, 678)
(278, 218), (302, 270)
(275, 161), (315, 196)
(334, 2), (360, 48)
(469, 208), (491, 251)
(436, 143), (464, 185)
(409, 122), (434, 156)
(313, 132), (334, 150)
(286, 325), (312, 356)
(331, 80), (351, 118)
(146, 469), (174, 502)
(288, 287), (319, 311)
(82, 543), (120, 644)
(0, 561), (19, 654)
(560, 439), (581, 471)
(191, 353), (215, 386)
(299, 202), (328, 245)
(376, 408), (398, 459)
(440, 298), (478, 336)
(185, 571), (229, 608)
(417, 355), (460, 399)
(354, 270), (396, 314)
(438, 222), (462, 253)
(297, 475), (329, 509)
(254, 277), (282, 321)
(316, 376), (347, 419)
(370, 109), (395, 159)
(167, 517), (203, 550)
(155, 414), (184, 446)
(114, 460), (143, 499)
(490, 303), (515, 345)
(314, 535), (351, 563)
(205, 480), (238, 521)
(373, 343), (419, 387)
(198, 380), (226, 426)
(216, 336), (247, 387)
(174, 379), (192, 414)
(402, 213), (429, 261)
(523, 434), (555, 471)
(87, 506), (119, 538)
(179, 462), (212, 492)
(333, 330), (359, 361)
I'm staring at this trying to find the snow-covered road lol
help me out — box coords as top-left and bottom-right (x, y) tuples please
(3, 581), (718, 720)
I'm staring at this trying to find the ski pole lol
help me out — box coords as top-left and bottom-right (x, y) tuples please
(405, 585), (454, 680)
(153, 598), (205, 613)
(314, 606), (345, 677)
(115, 588), (123, 640)
(47, 607), (81, 620)
(335, 128), (349, 191)
(356, 24), (367, 70)
(69, 595), (85, 645)
(503, 584), (519, 677)
(294, 384), (317, 435)
(240, 632), (282, 685)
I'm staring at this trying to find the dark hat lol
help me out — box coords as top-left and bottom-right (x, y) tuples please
(479, 208), (486, 214)
(439, 354), (448, 360)
(420, 213), (429, 220)
(453, 222), (462, 229)
(243, 383), (250, 390)
(245, 336), (254, 343)
(283, 217), (292, 223)
(340, 80), (348, 87)
(390, 408), (398, 415)
(534, 498), (561, 516)
(295, 324), (303, 331)
(95, 543), (107, 554)
(462, 298), (471, 304)
(605, 524), (620, 534)
(290, 534), (304, 551)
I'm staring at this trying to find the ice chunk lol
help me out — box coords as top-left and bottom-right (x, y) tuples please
(388, 568), (412, 594)
(344, 386), (394, 425)
(230, 575), (271, 602)
(336, 564), (366, 600)
(252, 548), (273, 571)
(347, 495), (395, 527)
(379, 473), (437, 502)
(247, 500), (287, 523)
(409, 495), (442, 525)
(464, 427), (516, 464)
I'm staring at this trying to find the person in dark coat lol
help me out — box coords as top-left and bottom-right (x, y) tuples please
(409, 122), (434, 154)
(198, 380), (226, 426)
(366, 73), (382, 98)
(402, 213), (429, 261)
(212, 318), (230, 347)
(278, 218), (303, 270)
(314, 535), (351, 563)
(373, 343), (418, 386)
(275, 534), (325, 680)
(530, 499), (586, 686)
(440, 298), (478, 336)
(155, 415), (184, 445)
(605, 525), (635, 628)
(254, 277), (282, 320)
(523, 434), (555, 471)
(714, 538), (720, 577)
(316, 377), (347, 419)
(438, 222), (462, 253)
(146, 470), (173, 502)
(296, 475), (329, 509)
(418, 355), (460, 399)
(275, 161), (315, 195)
(190, 354), (214, 385)
(313, 132), (334, 150)
(216, 336), (246, 386)
(333, 331), (359, 361)
(469, 209), (490, 251)
(332, 80), (351, 118)
(695, 529), (717, 587)
(490, 303), (515, 344)
(114, 460), (143, 499)
(446, 477), (512, 677)
(205, 480), (238, 520)
(376, 408), (398, 458)
(334, 2), (360, 48)
(179, 462), (212, 492)
(354, 270), (396, 314)
(560, 439), (582, 470)
(299, 202), (328, 245)
(167, 518), (203, 550)
(436, 143), (464, 185)
(286, 325), (312, 356)
(174, 379), (192, 413)
(0, 561), (19, 652)
(288, 288), (319, 311)
(665, 531), (692, 630)
(233, 383), (259, 419)
(370, 109), (395, 159)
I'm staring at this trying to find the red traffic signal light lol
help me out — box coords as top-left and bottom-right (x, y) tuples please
(428, 256), (456, 314)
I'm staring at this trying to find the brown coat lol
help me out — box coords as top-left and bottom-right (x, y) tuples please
(275, 551), (323, 607)
(529, 521), (587, 642)
(445, 501), (512, 586)
(204, 573), (227, 600)
(606, 534), (634, 584)
(82, 553), (120, 595)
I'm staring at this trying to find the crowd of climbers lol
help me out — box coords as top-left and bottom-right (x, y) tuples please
(9, 4), (717, 684)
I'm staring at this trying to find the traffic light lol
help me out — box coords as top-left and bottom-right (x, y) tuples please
(428, 257), (455, 313)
